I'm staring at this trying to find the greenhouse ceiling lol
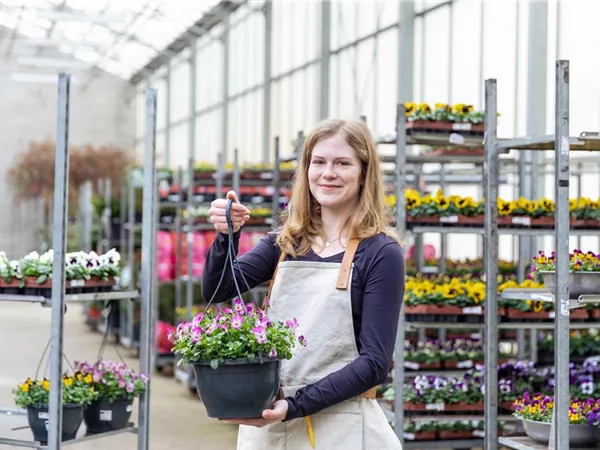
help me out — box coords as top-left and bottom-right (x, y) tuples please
(0, 0), (243, 81)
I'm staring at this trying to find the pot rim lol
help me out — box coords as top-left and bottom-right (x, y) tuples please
(538, 270), (600, 275)
(27, 403), (84, 410)
(193, 357), (281, 366)
(520, 417), (595, 429)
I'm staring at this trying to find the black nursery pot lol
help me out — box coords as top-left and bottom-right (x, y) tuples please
(83, 398), (133, 434)
(27, 404), (84, 445)
(194, 358), (280, 419)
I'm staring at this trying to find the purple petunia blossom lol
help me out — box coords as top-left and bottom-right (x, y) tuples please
(269, 348), (277, 358)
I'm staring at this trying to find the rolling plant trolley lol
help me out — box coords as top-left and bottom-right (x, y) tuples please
(0, 74), (158, 450)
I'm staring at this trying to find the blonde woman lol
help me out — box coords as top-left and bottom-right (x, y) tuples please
(204, 118), (405, 449)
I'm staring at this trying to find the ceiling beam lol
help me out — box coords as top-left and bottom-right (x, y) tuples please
(129, 0), (243, 85)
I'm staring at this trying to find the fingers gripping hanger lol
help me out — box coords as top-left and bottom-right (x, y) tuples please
(203, 198), (260, 314)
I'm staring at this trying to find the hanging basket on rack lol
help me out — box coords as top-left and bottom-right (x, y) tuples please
(172, 198), (306, 420)
(27, 404), (84, 445)
(538, 270), (600, 294)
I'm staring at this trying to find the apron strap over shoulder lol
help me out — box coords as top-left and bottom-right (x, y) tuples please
(336, 238), (361, 290)
(262, 250), (287, 310)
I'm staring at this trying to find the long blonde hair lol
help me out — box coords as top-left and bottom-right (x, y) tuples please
(276, 118), (402, 257)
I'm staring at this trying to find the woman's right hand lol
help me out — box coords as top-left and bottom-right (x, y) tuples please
(208, 191), (251, 233)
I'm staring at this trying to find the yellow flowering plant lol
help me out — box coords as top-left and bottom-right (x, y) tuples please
(513, 394), (600, 426)
(498, 279), (548, 312)
(405, 277), (485, 308)
(12, 373), (98, 409)
(405, 189), (484, 218)
(403, 102), (486, 124)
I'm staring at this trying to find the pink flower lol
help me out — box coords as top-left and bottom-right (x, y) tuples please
(285, 318), (299, 331)
(118, 379), (126, 388)
(141, 374), (149, 384)
(234, 298), (245, 315)
(298, 335), (307, 347)
(205, 321), (218, 335)
(223, 307), (233, 315)
(252, 326), (267, 344)
(126, 383), (134, 393)
(246, 303), (256, 317)
(269, 348), (277, 358)
(231, 315), (244, 330)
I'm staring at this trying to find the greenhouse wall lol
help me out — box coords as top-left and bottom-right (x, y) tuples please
(0, 27), (136, 257)
(134, 0), (600, 261)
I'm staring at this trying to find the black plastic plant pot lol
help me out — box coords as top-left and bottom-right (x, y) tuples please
(83, 398), (133, 434)
(27, 404), (84, 445)
(194, 358), (280, 419)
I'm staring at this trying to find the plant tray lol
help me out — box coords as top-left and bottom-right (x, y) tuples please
(404, 360), (442, 370)
(404, 401), (484, 412)
(438, 430), (475, 440)
(423, 147), (484, 157)
(406, 120), (485, 137)
(403, 431), (436, 441)
(503, 308), (589, 321)
(404, 305), (504, 324)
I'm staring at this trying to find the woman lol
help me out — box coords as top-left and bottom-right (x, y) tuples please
(203, 118), (405, 449)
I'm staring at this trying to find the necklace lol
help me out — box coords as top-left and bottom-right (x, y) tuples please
(325, 236), (346, 247)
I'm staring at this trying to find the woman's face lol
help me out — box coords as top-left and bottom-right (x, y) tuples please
(307, 133), (363, 212)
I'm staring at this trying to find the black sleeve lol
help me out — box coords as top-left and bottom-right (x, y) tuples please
(201, 231), (280, 304)
(283, 242), (405, 420)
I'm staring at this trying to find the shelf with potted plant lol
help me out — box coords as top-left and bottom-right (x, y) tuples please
(403, 276), (548, 323)
(404, 339), (511, 372)
(405, 257), (520, 279)
(0, 248), (122, 296)
(537, 331), (600, 365)
(402, 190), (600, 230)
(403, 419), (503, 442)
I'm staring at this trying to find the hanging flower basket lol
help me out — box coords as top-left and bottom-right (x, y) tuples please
(12, 375), (98, 445)
(173, 300), (306, 419)
(172, 198), (305, 420)
(73, 360), (148, 434)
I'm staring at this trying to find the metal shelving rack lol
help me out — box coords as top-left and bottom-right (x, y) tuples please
(483, 60), (600, 450)
(389, 61), (600, 449)
(0, 75), (157, 450)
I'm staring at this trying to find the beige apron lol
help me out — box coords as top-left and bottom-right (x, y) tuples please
(236, 239), (402, 450)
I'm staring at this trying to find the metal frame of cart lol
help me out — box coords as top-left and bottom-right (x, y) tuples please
(483, 60), (600, 450)
(0, 75), (159, 450)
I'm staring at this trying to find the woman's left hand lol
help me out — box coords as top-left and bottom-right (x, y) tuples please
(222, 399), (288, 427)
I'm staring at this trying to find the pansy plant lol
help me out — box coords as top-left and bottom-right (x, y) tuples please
(73, 359), (148, 403)
(171, 299), (307, 368)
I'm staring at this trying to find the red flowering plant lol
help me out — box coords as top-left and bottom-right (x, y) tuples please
(171, 298), (307, 369)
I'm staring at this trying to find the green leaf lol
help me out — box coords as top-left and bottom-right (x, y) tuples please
(37, 274), (47, 284)
(210, 359), (219, 370)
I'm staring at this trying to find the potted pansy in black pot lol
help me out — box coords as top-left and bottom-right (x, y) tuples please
(172, 299), (307, 419)
(12, 373), (98, 445)
(73, 359), (148, 434)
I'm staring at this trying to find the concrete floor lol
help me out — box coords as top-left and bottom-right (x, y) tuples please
(0, 302), (239, 449)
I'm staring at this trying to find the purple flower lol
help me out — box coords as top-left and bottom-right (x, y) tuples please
(191, 327), (203, 343)
(246, 303), (256, 317)
(126, 383), (134, 393)
(93, 372), (102, 383)
(118, 379), (126, 388)
(269, 348), (277, 358)
(252, 326), (267, 344)
(231, 315), (244, 330)
(298, 335), (307, 347)
(285, 318), (299, 331)
(234, 298), (245, 314)
(205, 321), (218, 335)
(141, 374), (149, 384)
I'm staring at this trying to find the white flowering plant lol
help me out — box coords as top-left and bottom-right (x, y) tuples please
(20, 250), (53, 284)
(0, 252), (21, 283)
(171, 298), (307, 368)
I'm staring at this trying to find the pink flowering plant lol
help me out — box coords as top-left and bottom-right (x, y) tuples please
(171, 298), (307, 369)
(73, 359), (148, 403)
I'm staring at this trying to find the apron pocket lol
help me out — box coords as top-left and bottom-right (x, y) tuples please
(237, 422), (287, 450)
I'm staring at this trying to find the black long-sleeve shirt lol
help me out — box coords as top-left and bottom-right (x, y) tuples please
(201, 230), (405, 421)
